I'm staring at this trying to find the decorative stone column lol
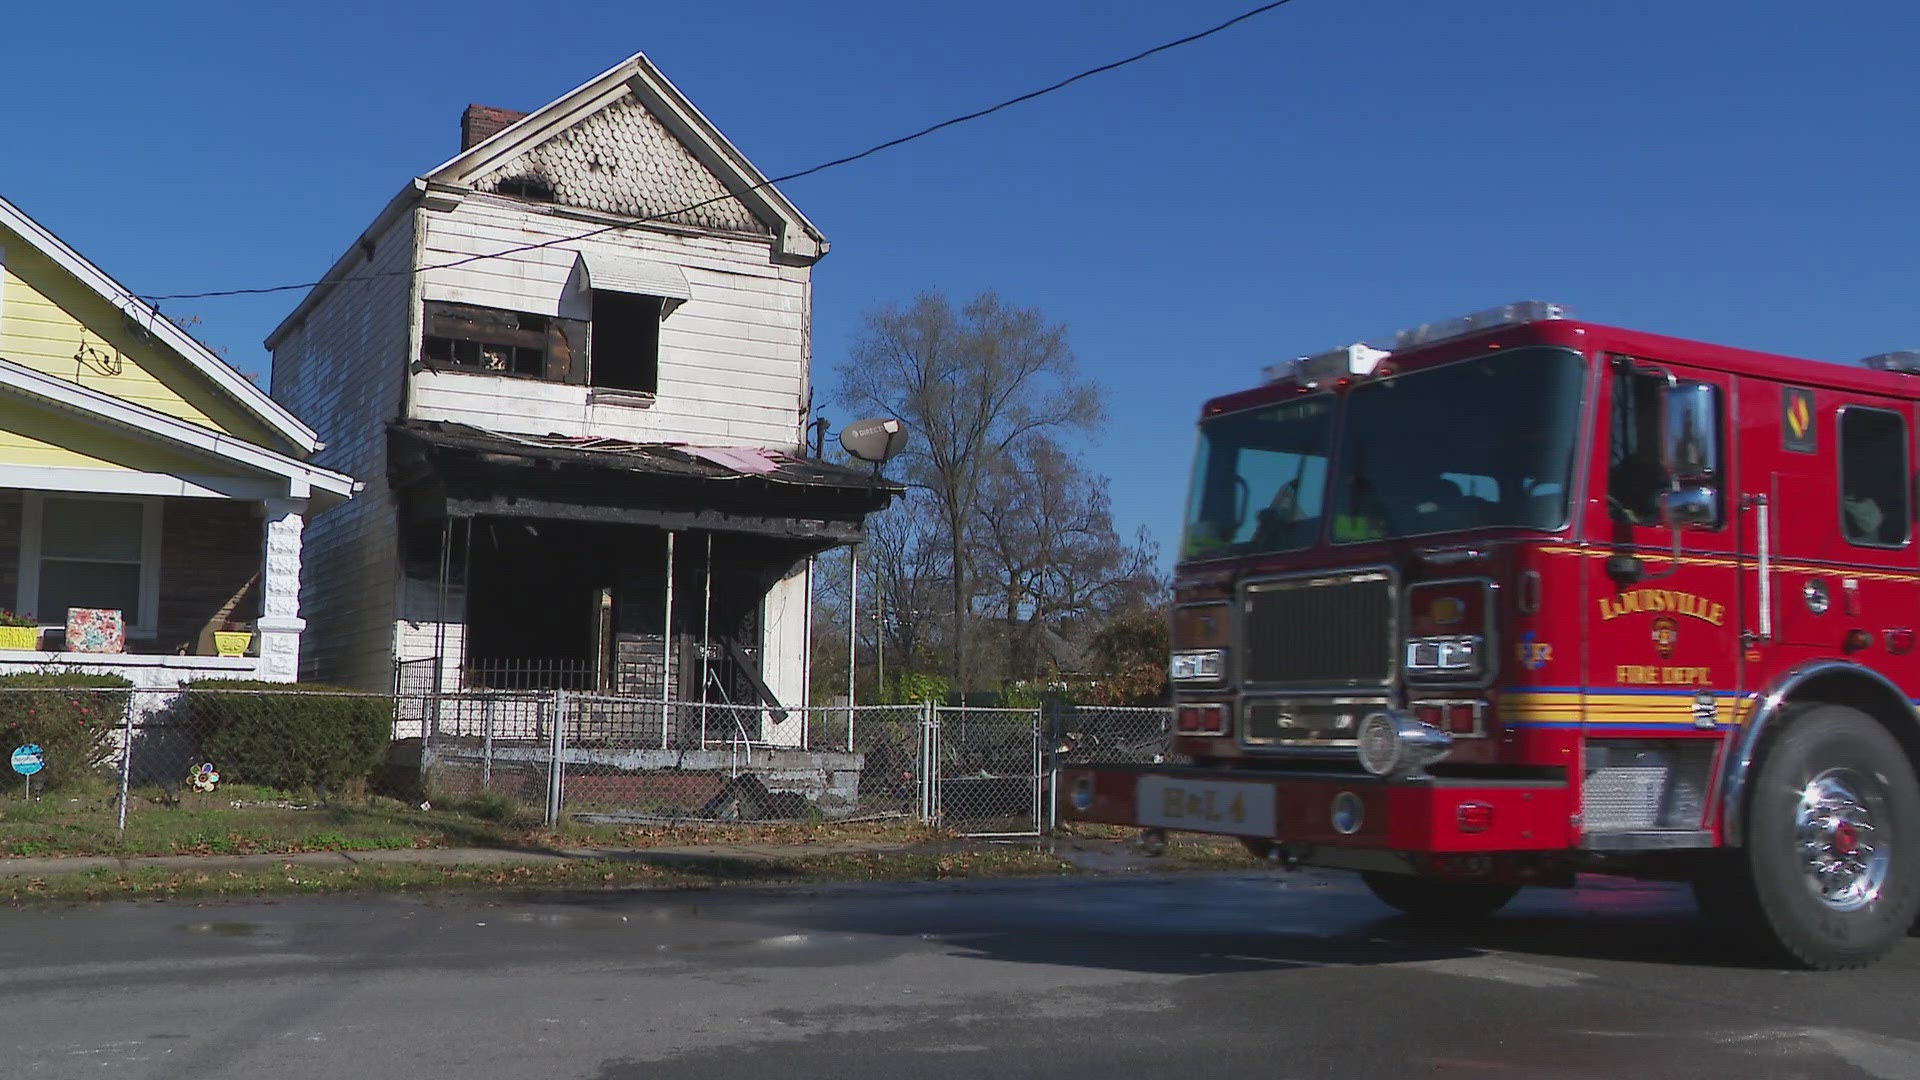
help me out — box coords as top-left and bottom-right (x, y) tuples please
(256, 497), (308, 683)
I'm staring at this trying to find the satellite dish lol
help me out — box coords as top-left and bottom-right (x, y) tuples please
(840, 417), (908, 464)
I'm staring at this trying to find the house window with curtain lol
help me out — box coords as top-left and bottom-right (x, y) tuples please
(19, 495), (161, 636)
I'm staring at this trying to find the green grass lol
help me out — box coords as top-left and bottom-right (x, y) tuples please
(0, 846), (1080, 904)
(0, 777), (956, 861)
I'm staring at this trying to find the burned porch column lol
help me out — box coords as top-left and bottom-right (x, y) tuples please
(257, 496), (308, 682)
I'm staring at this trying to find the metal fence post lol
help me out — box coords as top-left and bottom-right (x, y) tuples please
(116, 689), (137, 833)
(910, 703), (925, 818)
(918, 700), (941, 825)
(482, 705), (494, 793)
(1031, 706), (1044, 837)
(545, 689), (566, 827)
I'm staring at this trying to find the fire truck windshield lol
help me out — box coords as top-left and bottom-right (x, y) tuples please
(1182, 394), (1336, 560)
(1332, 347), (1584, 541)
(1181, 347), (1585, 559)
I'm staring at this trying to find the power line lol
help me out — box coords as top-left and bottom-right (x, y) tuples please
(140, 0), (1299, 304)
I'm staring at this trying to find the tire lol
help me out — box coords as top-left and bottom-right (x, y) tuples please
(1360, 871), (1519, 921)
(1702, 704), (1920, 970)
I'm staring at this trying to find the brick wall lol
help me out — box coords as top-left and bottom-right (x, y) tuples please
(461, 105), (527, 151)
(156, 499), (261, 656)
(0, 490), (20, 612)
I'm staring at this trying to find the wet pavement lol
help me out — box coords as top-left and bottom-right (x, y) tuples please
(0, 867), (1914, 1079)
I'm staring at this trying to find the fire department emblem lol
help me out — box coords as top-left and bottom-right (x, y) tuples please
(1651, 616), (1679, 659)
(1783, 388), (1816, 454)
(1516, 631), (1552, 670)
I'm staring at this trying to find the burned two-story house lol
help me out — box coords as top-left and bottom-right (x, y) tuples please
(267, 53), (896, 741)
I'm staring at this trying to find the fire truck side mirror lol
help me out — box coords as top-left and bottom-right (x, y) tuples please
(1659, 485), (1721, 530)
(1661, 381), (1721, 484)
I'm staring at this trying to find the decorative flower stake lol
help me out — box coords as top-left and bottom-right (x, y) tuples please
(189, 763), (220, 793)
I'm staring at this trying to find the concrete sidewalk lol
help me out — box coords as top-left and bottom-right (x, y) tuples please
(0, 839), (936, 881)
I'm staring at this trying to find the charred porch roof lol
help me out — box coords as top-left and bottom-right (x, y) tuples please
(388, 420), (900, 544)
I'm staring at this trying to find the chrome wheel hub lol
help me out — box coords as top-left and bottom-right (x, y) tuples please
(1795, 768), (1891, 911)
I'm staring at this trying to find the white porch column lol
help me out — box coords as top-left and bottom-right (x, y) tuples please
(257, 496), (309, 683)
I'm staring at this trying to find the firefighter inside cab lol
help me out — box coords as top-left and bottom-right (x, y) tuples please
(1061, 302), (1920, 970)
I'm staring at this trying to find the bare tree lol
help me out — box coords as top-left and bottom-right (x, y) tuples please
(838, 292), (1101, 692)
(972, 436), (1157, 681)
(865, 491), (949, 683)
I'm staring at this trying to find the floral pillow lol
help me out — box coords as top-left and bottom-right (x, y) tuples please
(66, 608), (126, 654)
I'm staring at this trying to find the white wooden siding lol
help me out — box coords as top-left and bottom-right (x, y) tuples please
(412, 197), (809, 449)
(267, 212), (417, 690)
(760, 565), (809, 743)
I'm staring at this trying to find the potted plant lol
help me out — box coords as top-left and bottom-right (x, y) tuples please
(0, 611), (39, 651)
(213, 618), (253, 658)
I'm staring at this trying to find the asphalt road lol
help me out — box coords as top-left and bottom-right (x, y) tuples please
(1, 866), (1916, 1080)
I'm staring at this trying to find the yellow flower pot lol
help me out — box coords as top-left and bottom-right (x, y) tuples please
(214, 631), (253, 657)
(0, 626), (38, 650)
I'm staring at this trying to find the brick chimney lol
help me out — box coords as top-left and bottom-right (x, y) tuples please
(461, 104), (528, 151)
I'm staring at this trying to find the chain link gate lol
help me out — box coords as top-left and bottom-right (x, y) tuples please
(929, 706), (1044, 837)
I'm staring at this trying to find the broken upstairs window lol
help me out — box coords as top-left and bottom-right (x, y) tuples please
(590, 290), (661, 393)
(422, 301), (580, 381)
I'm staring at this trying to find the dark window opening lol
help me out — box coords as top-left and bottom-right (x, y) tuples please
(422, 301), (578, 381)
(590, 290), (662, 393)
(1840, 406), (1910, 547)
(495, 175), (554, 201)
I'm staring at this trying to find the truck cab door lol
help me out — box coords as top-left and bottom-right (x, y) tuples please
(1587, 357), (1741, 733)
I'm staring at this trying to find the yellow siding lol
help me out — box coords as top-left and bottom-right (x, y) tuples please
(0, 230), (279, 448)
(0, 399), (249, 477)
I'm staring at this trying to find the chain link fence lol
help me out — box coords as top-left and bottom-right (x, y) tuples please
(422, 696), (932, 826)
(0, 680), (1174, 836)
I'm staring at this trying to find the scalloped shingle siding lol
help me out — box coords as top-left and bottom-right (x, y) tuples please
(472, 93), (767, 234)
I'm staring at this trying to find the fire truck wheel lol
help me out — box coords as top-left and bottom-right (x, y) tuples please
(1718, 704), (1920, 970)
(1359, 872), (1519, 921)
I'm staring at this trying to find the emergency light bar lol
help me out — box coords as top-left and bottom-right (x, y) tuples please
(1392, 300), (1570, 349)
(1263, 343), (1390, 386)
(1264, 301), (1570, 386)
(1862, 351), (1920, 374)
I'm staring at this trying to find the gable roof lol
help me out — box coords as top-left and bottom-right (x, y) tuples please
(427, 52), (826, 261)
(267, 52), (828, 353)
(0, 195), (322, 456)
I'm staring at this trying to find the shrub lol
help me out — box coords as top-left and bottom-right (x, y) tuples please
(184, 680), (393, 795)
(0, 672), (132, 791)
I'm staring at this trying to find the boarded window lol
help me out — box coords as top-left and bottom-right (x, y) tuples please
(422, 301), (584, 381)
(590, 291), (661, 393)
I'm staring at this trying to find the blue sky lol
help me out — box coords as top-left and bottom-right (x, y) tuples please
(4, 1), (1917, 560)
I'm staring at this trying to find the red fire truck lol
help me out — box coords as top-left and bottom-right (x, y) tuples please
(1059, 302), (1920, 968)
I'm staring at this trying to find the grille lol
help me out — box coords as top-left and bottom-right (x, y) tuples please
(1241, 571), (1394, 688)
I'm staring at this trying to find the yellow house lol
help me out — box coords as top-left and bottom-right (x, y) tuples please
(0, 195), (355, 685)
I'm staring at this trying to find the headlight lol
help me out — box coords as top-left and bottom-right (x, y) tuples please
(1357, 711), (1453, 778)
(1169, 649), (1226, 683)
(1405, 635), (1483, 676)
